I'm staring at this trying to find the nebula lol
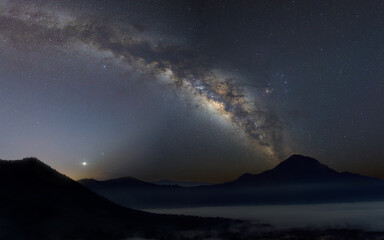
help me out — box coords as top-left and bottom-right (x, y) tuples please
(0, 1), (285, 161)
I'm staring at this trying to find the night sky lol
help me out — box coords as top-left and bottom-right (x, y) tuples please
(1, 0), (383, 182)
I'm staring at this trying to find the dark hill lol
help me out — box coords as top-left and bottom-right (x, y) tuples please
(79, 176), (162, 189)
(0, 158), (230, 240)
(230, 154), (379, 186)
(79, 175), (182, 208)
(154, 180), (214, 187)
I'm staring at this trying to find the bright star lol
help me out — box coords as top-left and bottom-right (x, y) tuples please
(265, 88), (273, 94)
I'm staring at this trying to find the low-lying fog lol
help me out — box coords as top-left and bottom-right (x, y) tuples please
(145, 201), (384, 231)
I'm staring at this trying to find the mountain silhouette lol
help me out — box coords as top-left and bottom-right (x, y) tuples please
(154, 180), (214, 187)
(80, 155), (384, 209)
(0, 158), (230, 240)
(79, 176), (159, 189)
(230, 154), (379, 186)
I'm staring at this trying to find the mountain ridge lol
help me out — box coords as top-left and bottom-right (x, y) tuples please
(2, 157), (381, 239)
(228, 154), (378, 186)
(80, 154), (382, 187)
(0, 157), (232, 239)
(79, 154), (384, 209)
(154, 180), (214, 187)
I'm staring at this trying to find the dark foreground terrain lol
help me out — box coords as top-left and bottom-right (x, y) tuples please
(0, 158), (233, 239)
(0, 157), (383, 240)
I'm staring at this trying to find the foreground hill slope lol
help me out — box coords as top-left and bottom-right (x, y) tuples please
(80, 155), (384, 209)
(0, 158), (229, 240)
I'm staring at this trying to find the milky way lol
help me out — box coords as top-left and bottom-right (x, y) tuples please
(0, 1), (284, 161)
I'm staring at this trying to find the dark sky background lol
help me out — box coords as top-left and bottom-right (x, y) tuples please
(0, 0), (383, 182)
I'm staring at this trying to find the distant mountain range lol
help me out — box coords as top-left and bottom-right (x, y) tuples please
(79, 155), (384, 209)
(154, 180), (214, 187)
(2, 155), (384, 239)
(0, 158), (230, 240)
